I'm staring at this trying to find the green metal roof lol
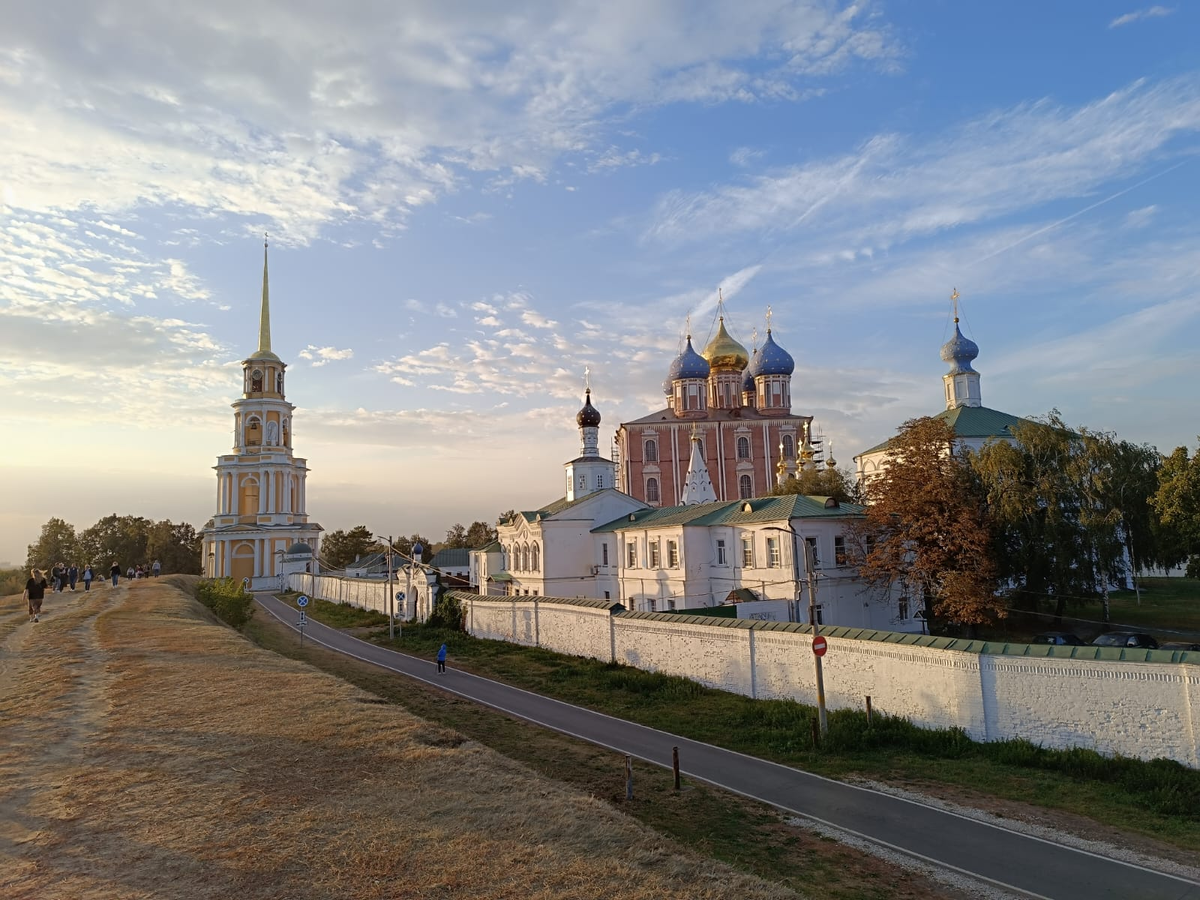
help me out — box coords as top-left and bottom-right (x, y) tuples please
(447, 589), (620, 611)
(857, 405), (1031, 457)
(591, 493), (862, 533)
(487, 572), (513, 582)
(430, 548), (471, 568)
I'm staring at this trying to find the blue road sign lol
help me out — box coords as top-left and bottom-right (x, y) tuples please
(297, 595), (309, 607)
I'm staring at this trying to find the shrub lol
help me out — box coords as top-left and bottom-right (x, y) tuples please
(196, 577), (254, 629)
(427, 592), (465, 630)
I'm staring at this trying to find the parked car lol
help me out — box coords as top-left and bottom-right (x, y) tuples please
(1031, 632), (1085, 646)
(1091, 632), (1159, 649)
(1160, 641), (1200, 651)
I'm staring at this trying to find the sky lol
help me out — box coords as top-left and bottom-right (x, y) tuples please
(2, 1), (1199, 566)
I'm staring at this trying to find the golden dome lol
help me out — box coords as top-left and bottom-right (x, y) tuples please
(702, 317), (749, 369)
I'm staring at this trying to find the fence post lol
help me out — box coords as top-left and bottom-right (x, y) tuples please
(625, 755), (633, 801)
(672, 746), (680, 791)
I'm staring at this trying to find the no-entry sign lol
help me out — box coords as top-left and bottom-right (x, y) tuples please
(812, 636), (828, 657)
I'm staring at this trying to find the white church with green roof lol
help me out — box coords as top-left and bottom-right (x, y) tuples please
(854, 297), (1027, 480)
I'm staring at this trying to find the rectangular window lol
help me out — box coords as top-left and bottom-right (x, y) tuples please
(805, 536), (820, 569)
(604, 591), (611, 599)
(602, 542), (609, 566)
(834, 536), (847, 567)
(647, 598), (656, 612)
(716, 539), (727, 566)
(626, 541), (637, 568)
(898, 597), (909, 620)
(532, 590), (538, 596)
(596, 474), (604, 489)
(741, 537), (753, 568)
(667, 540), (679, 568)
(578, 475), (586, 491)
(814, 604), (824, 626)
(766, 537), (780, 568)
(649, 540), (661, 568)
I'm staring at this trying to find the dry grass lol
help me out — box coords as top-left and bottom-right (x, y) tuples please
(0, 581), (804, 900)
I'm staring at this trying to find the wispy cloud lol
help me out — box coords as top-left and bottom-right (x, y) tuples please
(1109, 6), (1174, 28)
(645, 75), (1200, 254)
(298, 345), (355, 367)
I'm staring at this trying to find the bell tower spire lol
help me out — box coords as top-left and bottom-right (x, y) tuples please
(257, 235), (275, 359)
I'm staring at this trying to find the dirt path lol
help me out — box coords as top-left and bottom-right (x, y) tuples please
(0, 581), (805, 900)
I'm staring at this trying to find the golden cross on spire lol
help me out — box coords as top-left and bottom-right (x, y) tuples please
(766, 304), (772, 332)
(584, 365), (591, 392)
(950, 287), (960, 323)
(751, 326), (758, 350)
(685, 313), (691, 339)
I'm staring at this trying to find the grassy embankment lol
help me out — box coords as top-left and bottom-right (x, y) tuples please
(3, 580), (827, 900)
(248, 596), (962, 900)
(270, 592), (1200, 854)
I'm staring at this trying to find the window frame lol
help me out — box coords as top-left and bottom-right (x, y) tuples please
(741, 536), (753, 568)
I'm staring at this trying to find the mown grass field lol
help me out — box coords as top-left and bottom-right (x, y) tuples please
(273, 591), (1200, 856)
(2, 581), (834, 900)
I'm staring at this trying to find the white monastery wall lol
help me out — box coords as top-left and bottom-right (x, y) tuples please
(287, 576), (1200, 767)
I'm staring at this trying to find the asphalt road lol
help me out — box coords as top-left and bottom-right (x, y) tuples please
(256, 592), (1200, 900)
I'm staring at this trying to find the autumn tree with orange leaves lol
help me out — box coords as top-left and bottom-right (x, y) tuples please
(852, 416), (1002, 630)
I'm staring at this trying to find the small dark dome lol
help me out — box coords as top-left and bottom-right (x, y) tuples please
(742, 348), (760, 392)
(286, 542), (312, 556)
(576, 389), (602, 427)
(667, 336), (710, 383)
(752, 330), (795, 377)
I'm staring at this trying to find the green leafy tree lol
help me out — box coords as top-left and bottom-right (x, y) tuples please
(321, 525), (378, 569)
(465, 520), (498, 548)
(77, 514), (152, 569)
(853, 417), (1001, 629)
(972, 413), (1134, 624)
(25, 517), (79, 570)
(146, 520), (203, 575)
(770, 465), (862, 504)
(497, 509), (517, 526)
(444, 520), (499, 549)
(395, 534), (433, 562)
(1153, 441), (1200, 576)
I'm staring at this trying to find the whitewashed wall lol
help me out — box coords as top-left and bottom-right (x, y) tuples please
(468, 595), (1200, 767)
(285, 578), (1200, 767)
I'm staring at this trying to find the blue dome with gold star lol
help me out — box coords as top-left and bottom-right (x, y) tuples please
(668, 336), (710, 383)
(940, 323), (979, 375)
(749, 330), (794, 377)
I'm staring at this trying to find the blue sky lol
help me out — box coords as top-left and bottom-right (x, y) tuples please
(2, 1), (1198, 565)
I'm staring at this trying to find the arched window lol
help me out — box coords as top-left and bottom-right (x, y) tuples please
(646, 477), (660, 504)
(531, 543), (540, 571)
(250, 369), (263, 392)
(282, 418), (290, 447)
(696, 438), (704, 458)
(782, 435), (794, 459)
(645, 438), (658, 462)
(245, 416), (262, 446)
(739, 474), (753, 498)
(521, 543), (529, 572)
(737, 436), (750, 459)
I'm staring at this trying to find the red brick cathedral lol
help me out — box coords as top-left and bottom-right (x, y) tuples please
(615, 309), (823, 505)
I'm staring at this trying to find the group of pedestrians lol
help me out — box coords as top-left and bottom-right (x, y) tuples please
(22, 559), (164, 623)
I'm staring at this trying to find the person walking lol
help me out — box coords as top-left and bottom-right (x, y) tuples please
(23, 568), (47, 623)
(110, 561), (121, 587)
(152, 559), (161, 577)
(82, 565), (93, 591)
(52, 562), (65, 592)
(436, 642), (447, 675)
(68, 564), (78, 591)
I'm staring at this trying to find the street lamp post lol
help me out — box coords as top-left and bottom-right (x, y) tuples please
(767, 525), (828, 738)
(375, 535), (397, 640)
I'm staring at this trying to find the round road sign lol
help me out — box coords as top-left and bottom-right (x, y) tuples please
(297, 595), (309, 607)
(812, 635), (828, 657)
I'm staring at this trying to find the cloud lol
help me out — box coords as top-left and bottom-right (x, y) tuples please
(298, 345), (355, 367)
(0, 3), (900, 241)
(588, 148), (664, 173)
(1109, 6), (1174, 28)
(644, 74), (1200, 254)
